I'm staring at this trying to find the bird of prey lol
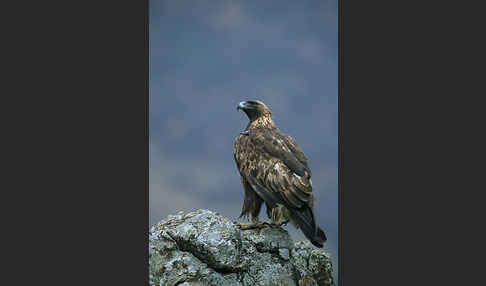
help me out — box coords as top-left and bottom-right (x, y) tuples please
(234, 100), (327, 248)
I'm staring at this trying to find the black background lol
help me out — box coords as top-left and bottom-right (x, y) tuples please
(2, 0), (481, 285)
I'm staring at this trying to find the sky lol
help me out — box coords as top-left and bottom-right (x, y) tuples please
(149, 0), (338, 280)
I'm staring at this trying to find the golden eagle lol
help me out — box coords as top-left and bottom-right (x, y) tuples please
(234, 100), (327, 248)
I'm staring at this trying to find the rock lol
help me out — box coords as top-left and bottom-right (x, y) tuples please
(149, 209), (335, 286)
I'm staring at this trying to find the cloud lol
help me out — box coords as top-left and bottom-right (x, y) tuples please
(256, 74), (310, 112)
(162, 117), (190, 141)
(151, 142), (235, 194)
(206, 0), (289, 40)
(297, 38), (326, 63)
(208, 1), (247, 31)
(149, 139), (243, 225)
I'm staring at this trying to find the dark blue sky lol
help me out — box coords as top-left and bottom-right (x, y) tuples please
(150, 0), (338, 279)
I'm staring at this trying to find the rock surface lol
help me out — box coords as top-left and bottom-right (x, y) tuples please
(149, 209), (334, 286)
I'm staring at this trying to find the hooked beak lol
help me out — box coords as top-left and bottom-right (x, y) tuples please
(236, 101), (246, 111)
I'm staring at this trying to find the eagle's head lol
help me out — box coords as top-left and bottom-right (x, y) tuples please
(237, 100), (272, 122)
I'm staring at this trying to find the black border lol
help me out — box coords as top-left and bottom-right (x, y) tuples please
(338, 0), (475, 284)
(8, 0), (150, 284)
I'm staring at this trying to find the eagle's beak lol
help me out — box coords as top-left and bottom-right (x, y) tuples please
(237, 101), (246, 111)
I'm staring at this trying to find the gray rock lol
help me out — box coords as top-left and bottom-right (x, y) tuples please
(149, 209), (334, 286)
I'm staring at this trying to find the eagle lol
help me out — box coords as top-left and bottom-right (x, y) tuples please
(234, 100), (327, 248)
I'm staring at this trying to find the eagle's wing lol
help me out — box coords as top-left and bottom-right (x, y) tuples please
(243, 130), (314, 210)
(281, 134), (312, 177)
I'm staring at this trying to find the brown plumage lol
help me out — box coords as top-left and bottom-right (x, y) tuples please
(234, 100), (326, 248)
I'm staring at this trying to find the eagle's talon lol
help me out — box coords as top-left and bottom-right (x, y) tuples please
(268, 221), (288, 228)
(237, 222), (271, 230)
(280, 220), (290, 226)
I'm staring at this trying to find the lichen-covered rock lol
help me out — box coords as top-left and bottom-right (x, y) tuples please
(149, 209), (334, 286)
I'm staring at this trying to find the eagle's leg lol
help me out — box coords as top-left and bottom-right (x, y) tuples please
(266, 206), (291, 227)
(268, 206), (287, 227)
(238, 187), (270, 230)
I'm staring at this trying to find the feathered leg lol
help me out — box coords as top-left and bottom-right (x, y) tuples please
(238, 205), (271, 230)
(268, 204), (290, 227)
(238, 180), (269, 230)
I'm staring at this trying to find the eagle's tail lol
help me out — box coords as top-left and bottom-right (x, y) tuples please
(313, 226), (327, 248)
(292, 206), (327, 248)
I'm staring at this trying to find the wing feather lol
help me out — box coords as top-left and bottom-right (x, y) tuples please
(234, 129), (314, 211)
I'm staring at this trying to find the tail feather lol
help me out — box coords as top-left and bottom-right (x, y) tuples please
(291, 206), (327, 248)
(313, 226), (327, 247)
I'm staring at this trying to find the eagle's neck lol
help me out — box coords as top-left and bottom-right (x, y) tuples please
(246, 115), (276, 130)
